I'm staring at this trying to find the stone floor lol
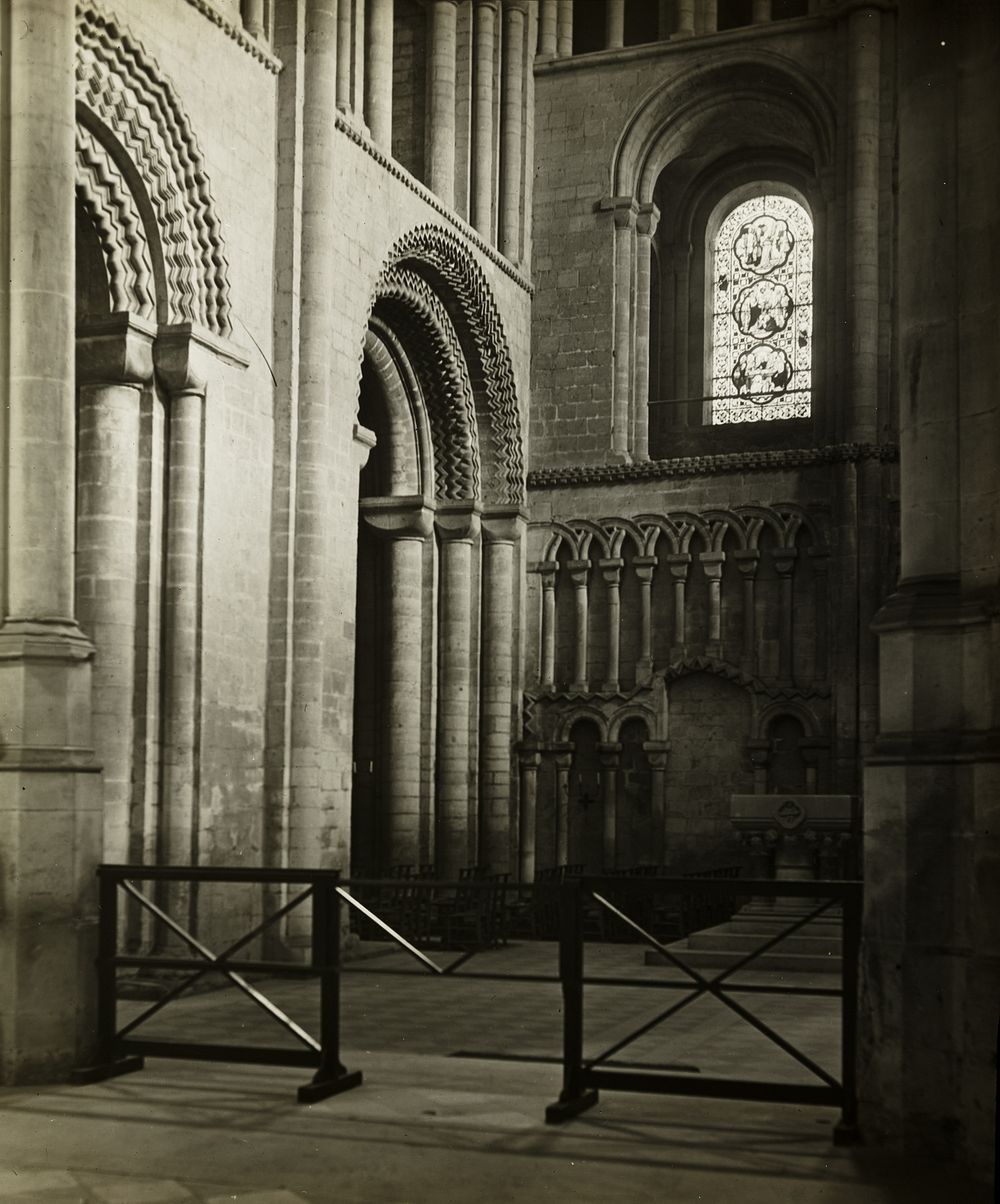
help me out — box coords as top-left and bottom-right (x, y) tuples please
(1, 940), (992, 1202)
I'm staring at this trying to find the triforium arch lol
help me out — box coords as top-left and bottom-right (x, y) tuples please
(73, 3), (245, 927)
(354, 226), (526, 880)
(602, 51), (836, 462)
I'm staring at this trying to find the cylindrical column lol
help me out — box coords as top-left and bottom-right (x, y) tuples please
(734, 551), (759, 675)
(428, 0), (459, 204)
(752, 0), (771, 23)
(555, 752), (572, 865)
(536, 0), (558, 53)
(158, 372), (205, 935)
(847, 6), (881, 441)
(774, 549), (798, 686)
(599, 746), (620, 871)
(471, 0), (497, 236)
(646, 746), (668, 864)
(568, 560), (590, 692)
(290, 0), (341, 889)
(352, 0), (366, 117)
(632, 205), (659, 462)
(605, 0), (625, 48)
(337, 0), (353, 110)
(667, 554), (690, 651)
(673, 0), (694, 38)
(366, 0), (394, 148)
(386, 532), (428, 866)
(697, 0), (718, 34)
(556, 0), (572, 56)
(634, 556), (656, 682)
(480, 510), (524, 874)
(538, 0), (557, 54)
(518, 751), (541, 881)
(611, 201), (636, 460)
(435, 505), (480, 878)
(242, 0), (266, 39)
(76, 322), (154, 865)
(499, 0), (525, 259)
(539, 563), (557, 688)
(600, 559), (623, 692)
(700, 551), (724, 653)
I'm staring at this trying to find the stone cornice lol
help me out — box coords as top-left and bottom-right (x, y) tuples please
(527, 443), (899, 490)
(333, 114), (534, 295)
(182, 0), (282, 73)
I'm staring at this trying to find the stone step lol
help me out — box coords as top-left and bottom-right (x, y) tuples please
(685, 930), (842, 957)
(644, 946), (842, 974)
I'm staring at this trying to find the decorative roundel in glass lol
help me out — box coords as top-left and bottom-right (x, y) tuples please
(710, 194), (812, 423)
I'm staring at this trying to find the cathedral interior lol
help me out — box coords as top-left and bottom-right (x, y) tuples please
(0, 0), (997, 1196)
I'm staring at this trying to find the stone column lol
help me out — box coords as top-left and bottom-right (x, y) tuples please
(76, 317), (156, 866)
(748, 741), (769, 795)
(632, 204), (659, 462)
(697, 0), (717, 34)
(538, 0), (557, 54)
(290, 0), (341, 894)
(518, 748), (541, 881)
(352, 0), (366, 118)
(752, 0), (771, 23)
(242, 0), (266, 39)
(538, 561), (557, 689)
(428, 0), (459, 205)
(645, 743), (669, 864)
(610, 198), (637, 460)
(772, 547), (797, 686)
(598, 744), (621, 870)
(337, 0), (353, 111)
(479, 508), (526, 874)
(365, 0), (394, 148)
(700, 551), (725, 658)
(499, 0), (526, 259)
(599, 558), (623, 692)
(554, 750), (572, 865)
(471, 0), (497, 237)
(605, 0), (625, 48)
(362, 499), (435, 868)
(434, 502), (481, 878)
(733, 549), (759, 675)
(809, 549), (829, 682)
(846, 5), (880, 442)
(673, 0), (694, 38)
(0, 0), (101, 1084)
(634, 555), (656, 682)
(155, 330), (233, 937)
(666, 553), (690, 654)
(567, 559), (590, 692)
(556, 0), (572, 56)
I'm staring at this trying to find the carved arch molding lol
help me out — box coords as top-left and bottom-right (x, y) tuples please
(75, 3), (232, 336)
(370, 225), (525, 507)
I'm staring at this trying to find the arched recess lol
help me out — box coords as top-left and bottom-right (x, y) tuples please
(604, 52), (836, 462)
(73, 5), (243, 942)
(353, 227), (526, 880)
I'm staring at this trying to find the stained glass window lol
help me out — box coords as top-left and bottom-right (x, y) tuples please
(709, 194), (812, 424)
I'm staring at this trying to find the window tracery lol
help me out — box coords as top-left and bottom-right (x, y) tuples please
(709, 195), (812, 424)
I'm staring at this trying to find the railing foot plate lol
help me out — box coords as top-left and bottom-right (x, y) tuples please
(69, 1055), (145, 1086)
(297, 1068), (363, 1104)
(545, 1089), (599, 1124)
(832, 1120), (863, 1146)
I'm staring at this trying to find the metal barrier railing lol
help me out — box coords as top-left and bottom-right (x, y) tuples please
(74, 866), (861, 1141)
(71, 865), (362, 1103)
(545, 875), (862, 1143)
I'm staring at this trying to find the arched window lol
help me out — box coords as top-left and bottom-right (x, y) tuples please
(707, 193), (813, 425)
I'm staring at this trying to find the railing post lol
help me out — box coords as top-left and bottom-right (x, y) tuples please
(545, 879), (598, 1122)
(298, 873), (363, 1103)
(834, 883), (862, 1144)
(70, 869), (144, 1083)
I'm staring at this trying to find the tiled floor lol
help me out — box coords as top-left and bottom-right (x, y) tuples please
(1, 940), (992, 1202)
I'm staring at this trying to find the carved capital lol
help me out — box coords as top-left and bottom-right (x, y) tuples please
(600, 195), (639, 231)
(598, 742), (622, 769)
(699, 550), (725, 579)
(732, 549), (760, 578)
(76, 313), (156, 386)
(633, 555), (657, 584)
(154, 322), (250, 395)
(482, 505), (527, 544)
(598, 557), (623, 586)
(771, 547), (799, 577)
(353, 423), (377, 470)
(636, 202), (660, 240)
(360, 495), (435, 540)
(435, 499), (482, 542)
(665, 552), (691, 581)
(567, 559), (591, 587)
